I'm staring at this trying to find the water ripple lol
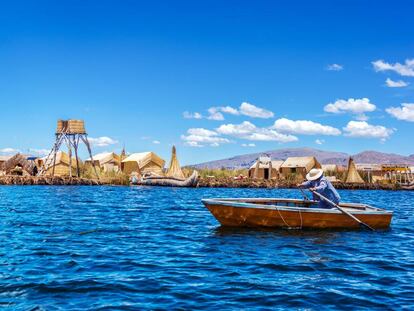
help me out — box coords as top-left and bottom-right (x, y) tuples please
(0, 186), (413, 310)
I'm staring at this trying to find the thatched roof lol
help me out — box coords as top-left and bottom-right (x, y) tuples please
(249, 160), (284, 170)
(355, 163), (383, 171)
(166, 146), (185, 179)
(122, 152), (165, 169)
(1, 153), (35, 174)
(56, 119), (86, 134)
(281, 157), (321, 171)
(85, 152), (120, 166)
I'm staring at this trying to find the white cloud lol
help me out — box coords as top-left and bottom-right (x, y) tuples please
(372, 59), (414, 77)
(29, 148), (50, 156)
(152, 140), (160, 144)
(324, 98), (376, 120)
(326, 64), (343, 71)
(343, 121), (394, 141)
(216, 121), (256, 136)
(241, 143), (256, 147)
(239, 102), (274, 118)
(315, 139), (324, 145)
(199, 102), (274, 121)
(183, 111), (203, 119)
(216, 121), (297, 143)
(181, 128), (230, 147)
(186, 128), (217, 137)
(385, 78), (409, 88)
(220, 106), (240, 115)
(0, 147), (20, 154)
(272, 118), (341, 136)
(88, 136), (118, 147)
(324, 98), (376, 114)
(207, 107), (225, 121)
(210, 103), (274, 119)
(386, 103), (414, 122)
(184, 141), (203, 148)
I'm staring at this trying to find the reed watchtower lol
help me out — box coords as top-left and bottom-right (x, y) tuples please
(38, 119), (99, 178)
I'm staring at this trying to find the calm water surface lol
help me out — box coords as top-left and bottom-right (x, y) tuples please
(0, 186), (413, 310)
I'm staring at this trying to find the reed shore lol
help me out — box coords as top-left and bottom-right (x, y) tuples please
(0, 176), (127, 186)
(197, 177), (405, 191)
(0, 175), (409, 190)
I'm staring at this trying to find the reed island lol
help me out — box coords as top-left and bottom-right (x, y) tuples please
(0, 119), (413, 190)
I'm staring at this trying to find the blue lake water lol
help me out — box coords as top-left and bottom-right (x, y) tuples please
(0, 186), (413, 310)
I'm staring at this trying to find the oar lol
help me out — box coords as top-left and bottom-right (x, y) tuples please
(310, 190), (375, 231)
(299, 188), (310, 201)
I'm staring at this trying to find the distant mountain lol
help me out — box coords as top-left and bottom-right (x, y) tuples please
(352, 151), (414, 165)
(190, 147), (414, 169)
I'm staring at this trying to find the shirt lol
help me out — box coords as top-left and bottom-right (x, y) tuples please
(301, 176), (341, 204)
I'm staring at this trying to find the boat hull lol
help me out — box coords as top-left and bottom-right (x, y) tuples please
(202, 198), (392, 229)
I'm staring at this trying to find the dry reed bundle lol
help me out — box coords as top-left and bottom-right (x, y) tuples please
(56, 119), (86, 134)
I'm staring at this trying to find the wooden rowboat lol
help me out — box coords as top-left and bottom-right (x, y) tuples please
(202, 198), (393, 229)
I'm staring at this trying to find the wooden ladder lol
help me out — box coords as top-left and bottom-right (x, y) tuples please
(38, 132), (66, 175)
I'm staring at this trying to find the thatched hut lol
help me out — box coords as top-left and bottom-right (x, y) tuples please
(166, 146), (185, 180)
(345, 157), (365, 183)
(38, 151), (79, 176)
(280, 156), (321, 179)
(85, 152), (121, 173)
(1, 154), (36, 176)
(248, 157), (283, 180)
(121, 152), (165, 176)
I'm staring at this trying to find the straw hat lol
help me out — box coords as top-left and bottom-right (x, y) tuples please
(306, 168), (323, 181)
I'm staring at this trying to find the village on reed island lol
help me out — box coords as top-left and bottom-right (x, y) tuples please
(0, 119), (413, 190)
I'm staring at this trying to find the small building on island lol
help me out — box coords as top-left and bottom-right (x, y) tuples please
(355, 163), (383, 183)
(37, 151), (79, 177)
(280, 156), (321, 179)
(248, 156), (283, 180)
(85, 152), (121, 173)
(121, 152), (165, 176)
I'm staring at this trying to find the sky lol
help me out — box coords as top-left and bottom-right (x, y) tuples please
(0, 0), (413, 165)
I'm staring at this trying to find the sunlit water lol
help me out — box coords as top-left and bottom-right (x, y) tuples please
(0, 186), (413, 310)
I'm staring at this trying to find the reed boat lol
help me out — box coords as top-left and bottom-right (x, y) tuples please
(401, 182), (414, 190)
(202, 198), (393, 229)
(132, 171), (199, 187)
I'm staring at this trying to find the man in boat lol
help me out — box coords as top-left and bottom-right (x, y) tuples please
(298, 168), (341, 209)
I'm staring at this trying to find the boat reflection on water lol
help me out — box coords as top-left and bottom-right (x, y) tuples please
(212, 225), (344, 241)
